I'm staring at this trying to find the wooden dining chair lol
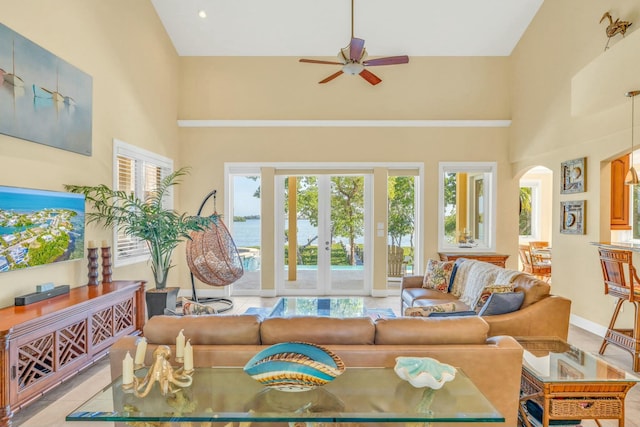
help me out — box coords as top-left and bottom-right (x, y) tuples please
(518, 244), (534, 274)
(529, 241), (549, 250)
(598, 247), (640, 372)
(519, 243), (551, 282)
(528, 242), (551, 282)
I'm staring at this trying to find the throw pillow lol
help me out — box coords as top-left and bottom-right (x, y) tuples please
(478, 292), (525, 316)
(182, 297), (217, 315)
(474, 284), (516, 312)
(422, 259), (454, 292)
(405, 302), (458, 317)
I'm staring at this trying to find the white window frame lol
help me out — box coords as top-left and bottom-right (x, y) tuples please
(112, 139), (173, 267)
(519, 180), (541, 240)
(438, 162), (497, 252)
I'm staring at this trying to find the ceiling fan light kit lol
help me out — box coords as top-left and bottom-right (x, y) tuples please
(299, 0), (409, 85)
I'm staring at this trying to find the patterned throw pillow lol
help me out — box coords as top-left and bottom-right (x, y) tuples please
(422, 259), (455, 292)
(405, 302), (458, 317)
(182, 297), (217, 315)
(474, 284), (515, 312)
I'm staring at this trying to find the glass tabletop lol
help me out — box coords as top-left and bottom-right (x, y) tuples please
(516, 337), (640, 383)
(67, 367), (503, 423)
(269, 297), (367, 317)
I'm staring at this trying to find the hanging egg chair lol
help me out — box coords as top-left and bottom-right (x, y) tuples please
(185, 190), (243, 310)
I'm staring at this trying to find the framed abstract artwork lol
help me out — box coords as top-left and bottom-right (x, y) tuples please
(560, 157), (586, 194)
(560, 200), (585, 234)
(0, 23), (93, 156)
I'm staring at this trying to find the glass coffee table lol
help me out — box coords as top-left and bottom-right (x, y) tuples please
(267, 297), (395, 318)
(516, 337), (640, 427)
(67, 367), (503, 424)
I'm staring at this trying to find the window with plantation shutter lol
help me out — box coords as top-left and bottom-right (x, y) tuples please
(113, 140), (173, 267)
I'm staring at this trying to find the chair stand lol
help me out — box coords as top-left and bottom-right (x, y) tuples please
(599, 297), (640, 372)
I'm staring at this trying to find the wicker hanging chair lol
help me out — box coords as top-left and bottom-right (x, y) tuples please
(185, 190), (243, 306)
(186, 214), (243, 286)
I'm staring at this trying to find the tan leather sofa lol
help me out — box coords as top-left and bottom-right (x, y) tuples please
(110, 314), (523, 426)
(401, 263), (572, 340)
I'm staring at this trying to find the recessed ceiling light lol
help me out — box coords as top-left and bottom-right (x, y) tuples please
(198, 10), (207, 18)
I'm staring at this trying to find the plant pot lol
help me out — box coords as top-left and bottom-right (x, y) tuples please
(145, 287), (180, 319)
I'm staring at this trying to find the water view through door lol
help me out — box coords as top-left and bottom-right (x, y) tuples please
(279, 175), (369, 295)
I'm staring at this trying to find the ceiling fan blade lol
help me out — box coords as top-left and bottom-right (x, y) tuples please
(299, 59), (344, 65)
(319, 70), (344, 84)
(359, 69), (381, 85)
(349, 38), (365, 62)
(363, 55), (410, 66)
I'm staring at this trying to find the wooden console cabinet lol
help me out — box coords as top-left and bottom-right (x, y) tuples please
(0, 280), (145, 427)
(438, 252), (509, 268)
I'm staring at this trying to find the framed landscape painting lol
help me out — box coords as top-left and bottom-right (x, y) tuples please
(0, 186), (85, 273)
(0, 23), (93, 156)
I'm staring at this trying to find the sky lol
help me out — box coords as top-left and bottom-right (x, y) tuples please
(233, 176), (260, 217)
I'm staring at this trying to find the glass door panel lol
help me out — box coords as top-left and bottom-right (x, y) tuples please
(280, 175), (368, 295)
(328, 176), (366, 293)
(387, 176), (416, 278)
(282, 176), (320, 293)
(230, 175), (261, 293)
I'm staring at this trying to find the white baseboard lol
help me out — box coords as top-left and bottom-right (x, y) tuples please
(570, 314), (607, 338)
(371, 289), (392, 297)
(259, 289), (278, 298)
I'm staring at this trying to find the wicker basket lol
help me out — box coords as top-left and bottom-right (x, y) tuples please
(549, 397), (622, 418)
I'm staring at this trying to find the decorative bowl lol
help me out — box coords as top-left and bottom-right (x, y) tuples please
(394, 356), (456, 389)
(243, 342), (345, 392)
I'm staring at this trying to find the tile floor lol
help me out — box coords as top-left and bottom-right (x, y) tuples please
(11, 295), (640, 427)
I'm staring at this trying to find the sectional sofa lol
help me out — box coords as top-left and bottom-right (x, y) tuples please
(401, 258), (572, 339)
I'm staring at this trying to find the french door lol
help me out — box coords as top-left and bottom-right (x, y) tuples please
(276, 174), (371, 295)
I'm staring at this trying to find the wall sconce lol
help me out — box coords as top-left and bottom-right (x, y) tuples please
(625, 90), (640, 185)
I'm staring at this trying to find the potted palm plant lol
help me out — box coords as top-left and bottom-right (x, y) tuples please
(65, 167), (211, 317)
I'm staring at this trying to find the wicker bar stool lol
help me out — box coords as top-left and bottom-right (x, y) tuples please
(598, 247), (640, 372)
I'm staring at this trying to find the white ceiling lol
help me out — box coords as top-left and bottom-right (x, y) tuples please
(150, 0), (544, 57)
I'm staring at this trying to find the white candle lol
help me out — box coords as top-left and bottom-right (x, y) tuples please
(101, 240), (109, 248)
(176, 329), (185, 358)
(134, 337), (147, 365)
(122, 352), (134, 385)
(184, 340), (193, 371)
(87, 240), (96, 249)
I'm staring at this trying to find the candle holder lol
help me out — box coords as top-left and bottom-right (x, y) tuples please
(122, 345), (193, 398)
(101, 246), (112, 284)
(87, 247), (99, 286)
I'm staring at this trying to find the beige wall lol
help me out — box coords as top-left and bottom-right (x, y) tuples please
(178, 56), (511, 120)
(0, 0), (180, 307)
(177, 127), (517, 292)
(510, 0), (640, 329)
(176, 55), (518, 291)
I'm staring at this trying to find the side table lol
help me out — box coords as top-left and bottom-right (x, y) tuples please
(516, 337), (639, 427)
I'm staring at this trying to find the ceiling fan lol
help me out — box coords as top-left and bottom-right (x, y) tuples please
(299, 0), (409, 85)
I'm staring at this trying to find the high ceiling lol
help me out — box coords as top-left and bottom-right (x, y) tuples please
(150, 0), (544, 57)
